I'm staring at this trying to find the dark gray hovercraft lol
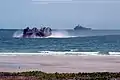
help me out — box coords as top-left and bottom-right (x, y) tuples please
(23, 27), (52, 38)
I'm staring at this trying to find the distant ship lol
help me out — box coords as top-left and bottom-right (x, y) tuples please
(74, 24), (92, 30)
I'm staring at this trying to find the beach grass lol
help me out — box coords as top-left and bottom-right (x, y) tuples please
(0, 71), (120, 80)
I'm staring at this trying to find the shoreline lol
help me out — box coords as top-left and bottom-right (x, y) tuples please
(0, 55), (120, 73)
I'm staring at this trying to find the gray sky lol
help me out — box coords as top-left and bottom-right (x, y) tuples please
(0, 0), (120, 29)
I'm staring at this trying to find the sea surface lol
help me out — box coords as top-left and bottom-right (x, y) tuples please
(1, 29), (120, 55)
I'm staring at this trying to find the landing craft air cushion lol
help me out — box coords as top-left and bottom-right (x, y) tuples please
(22, 27), (52, 38)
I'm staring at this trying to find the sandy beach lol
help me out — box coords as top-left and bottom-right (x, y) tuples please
(0, 55), (120, 73)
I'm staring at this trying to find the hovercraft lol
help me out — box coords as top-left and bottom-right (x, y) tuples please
(22, 27), (52, 38)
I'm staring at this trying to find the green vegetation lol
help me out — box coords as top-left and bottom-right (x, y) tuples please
(0, 71), (120, 80)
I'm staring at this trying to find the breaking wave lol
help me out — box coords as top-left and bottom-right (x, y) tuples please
(0, 51), (120, 56)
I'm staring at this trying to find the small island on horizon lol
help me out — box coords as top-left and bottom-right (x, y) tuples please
(74, 24), (92, 30)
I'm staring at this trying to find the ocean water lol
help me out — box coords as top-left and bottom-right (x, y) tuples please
(1, 29), (120, 55)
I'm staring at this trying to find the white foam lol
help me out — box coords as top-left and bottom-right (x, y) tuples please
(0, 51), (99, 56)
(47, 31), (76, 38)
(109, 52), (120, 55)
(0, 52), (31, 56)
(13, 31), (23, 38)
(1, 51), (120, 56)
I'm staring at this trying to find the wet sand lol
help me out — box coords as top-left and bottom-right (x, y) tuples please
(0, 55), (120, 73)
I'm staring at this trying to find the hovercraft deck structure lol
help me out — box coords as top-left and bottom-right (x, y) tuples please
(22, 27), (52, 38)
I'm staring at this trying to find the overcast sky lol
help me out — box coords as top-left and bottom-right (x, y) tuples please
(0, 0), (120, 29)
